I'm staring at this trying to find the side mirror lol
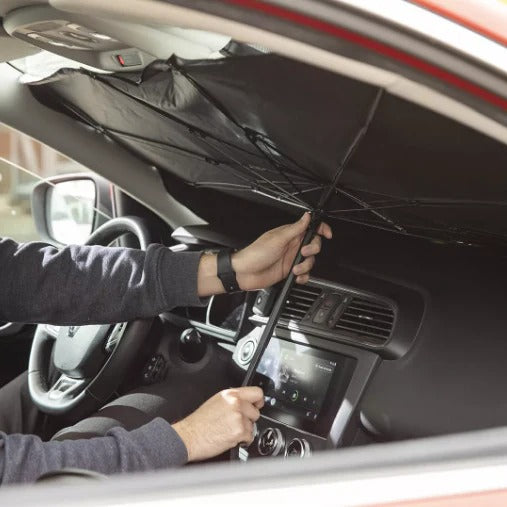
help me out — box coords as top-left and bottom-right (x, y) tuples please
(32, 175), (112, 246)
(47, 179), (96, 244)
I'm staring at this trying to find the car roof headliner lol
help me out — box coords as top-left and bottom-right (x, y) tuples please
(0, 0), (46, 60)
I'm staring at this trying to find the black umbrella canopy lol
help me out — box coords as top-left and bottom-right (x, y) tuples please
(31, 52), (507, 249)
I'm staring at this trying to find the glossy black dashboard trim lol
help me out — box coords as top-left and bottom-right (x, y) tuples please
(253, 326), (380, 449)
(251, 274), (425, 359)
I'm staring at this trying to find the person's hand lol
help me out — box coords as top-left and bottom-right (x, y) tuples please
(232, 212), (332, 290)
(172, 387), (264, 462)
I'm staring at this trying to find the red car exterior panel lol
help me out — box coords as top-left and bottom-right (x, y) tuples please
(222, 0), (507, 111)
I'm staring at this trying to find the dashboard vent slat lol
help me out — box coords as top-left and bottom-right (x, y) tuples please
(280, 285), (322, 322)
(346, 302), (393, 315)
(339, 317), (391, 333)
(341, 309), (393, 326)
(279, 287), (395, 348)
(344, 308), (394, 322)
(335, 297), (395, 343)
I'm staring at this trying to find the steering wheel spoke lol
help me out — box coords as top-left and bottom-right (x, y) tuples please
(104, 322), (128, 354)
(44, 324), (61, 339)
(47, 374), (87, 402)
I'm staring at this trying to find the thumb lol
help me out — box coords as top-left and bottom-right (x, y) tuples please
(279, 212), (311, 241)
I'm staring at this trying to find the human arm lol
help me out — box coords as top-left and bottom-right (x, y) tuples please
(0, 418), (187, 485)
(0, 212), (331, 325)
(197, 212), (332, 297)
(173, 386), (264, 462)
(0, 238), (206, 325)
(0, 386), (263, 483)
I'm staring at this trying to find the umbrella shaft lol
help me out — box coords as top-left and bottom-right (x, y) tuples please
(242, 211), (322, 386)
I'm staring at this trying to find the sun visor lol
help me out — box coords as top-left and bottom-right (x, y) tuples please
(29, 53), (507, 249)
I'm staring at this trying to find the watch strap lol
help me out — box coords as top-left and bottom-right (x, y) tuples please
(217, 249), (241, 293)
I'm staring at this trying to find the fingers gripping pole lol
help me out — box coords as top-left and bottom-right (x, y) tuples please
(242, 210), (323, 387)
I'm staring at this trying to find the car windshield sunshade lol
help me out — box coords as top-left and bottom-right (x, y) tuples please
(29, 53), (507, 249)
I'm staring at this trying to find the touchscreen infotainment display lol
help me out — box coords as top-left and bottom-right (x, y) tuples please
(252, 338), (356, 436)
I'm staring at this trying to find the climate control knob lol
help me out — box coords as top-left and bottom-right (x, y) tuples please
(257, 427), (285, 456)
(285, 438), (312, 458)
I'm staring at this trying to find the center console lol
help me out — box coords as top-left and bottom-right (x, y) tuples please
(233, 326), (379, 460)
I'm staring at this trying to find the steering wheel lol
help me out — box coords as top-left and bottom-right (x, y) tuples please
(28, 217), (154, 416)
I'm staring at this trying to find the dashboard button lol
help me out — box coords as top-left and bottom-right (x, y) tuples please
(285, 438), (312, 458)
(240, 422), (258, 449)
(257, 427), (285, 456)
(253, 422), (259, 439)
(290, 390), (299, 402)
(313, 308), (328, 324)
(238, 339), (256, 365)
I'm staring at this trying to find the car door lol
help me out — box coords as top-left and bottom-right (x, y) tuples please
(0, 124), (99, 387)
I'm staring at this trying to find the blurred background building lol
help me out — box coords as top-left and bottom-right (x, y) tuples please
(0, 124), (88, 242)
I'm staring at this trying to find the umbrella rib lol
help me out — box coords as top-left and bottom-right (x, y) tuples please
(326, 203), (416, 213)
(394, 221), (507, 244)
(245, 131), (323, 194)
(251, 188), (311, 210)
(196, 134), (309, 207)
(326, 208), (507, 248)
(324, 214), (481, 247)
(339, 187), (507, 208)
(247, 132), (323, 182)
(192, 180), (309, 207)
(192, 182), (253, 190)
(289, 184), (329, 196)
(247, 136), (305, 196)
(336, 187), (406, 232)
(408, 199), (507, 208)
(316, 89), (384, 211)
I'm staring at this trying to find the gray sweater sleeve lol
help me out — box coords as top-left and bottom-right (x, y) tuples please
(0, 418), (188, 485)
(0, 237), (201, 483)
(0, 237), (207, 325)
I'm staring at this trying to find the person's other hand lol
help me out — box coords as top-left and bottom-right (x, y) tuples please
(233, 212), (332, 290)
(172, 386), (264, 462)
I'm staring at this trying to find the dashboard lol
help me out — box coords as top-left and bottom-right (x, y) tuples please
(163, 223), (507, 461)
(241, 332), (376, 459)
(166, 269), (424, 461)
(229, 278), (403, 460)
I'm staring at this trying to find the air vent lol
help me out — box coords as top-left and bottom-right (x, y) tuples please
(280, 285), (322, 322)
(335, 297), (395, 344)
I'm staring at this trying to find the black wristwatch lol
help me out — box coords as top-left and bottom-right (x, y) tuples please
(217, 249), (241, 293)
